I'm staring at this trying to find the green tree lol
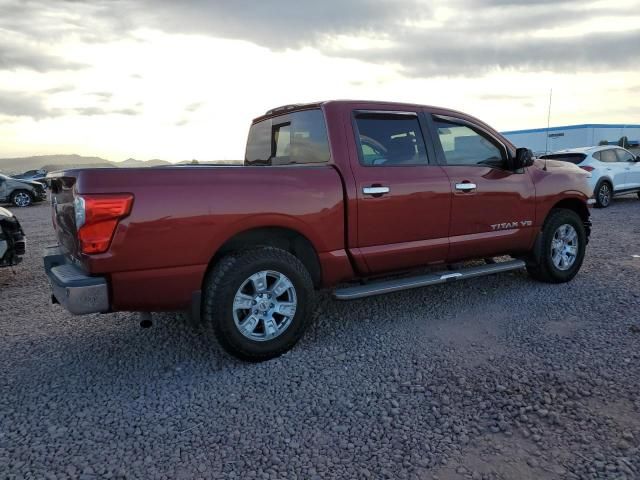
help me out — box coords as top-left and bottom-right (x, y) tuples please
(618, 136), (629, 148)
(598, 140), (609, 146)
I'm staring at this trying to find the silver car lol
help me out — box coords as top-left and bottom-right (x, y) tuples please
(0, 173), (48, 207)
(541, 146), (640, 208)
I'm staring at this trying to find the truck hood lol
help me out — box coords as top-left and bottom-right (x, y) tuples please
(533, 158), (590, 177)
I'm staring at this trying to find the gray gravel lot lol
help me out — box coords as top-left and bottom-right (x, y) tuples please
(1, 198), (639, 480)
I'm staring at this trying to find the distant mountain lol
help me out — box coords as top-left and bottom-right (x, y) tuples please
(119, 158), (171, 168)
(0, 154), (115, 174)
(0, 154), (244, 174)
(0, 154), (173, 174)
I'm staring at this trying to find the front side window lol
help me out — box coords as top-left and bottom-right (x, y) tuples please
(599, 149), (617, 163)
(434, 119), (505, 168)
(354, 113), (429, 166)
(245, 109), (330, 166)
(615, 149), (635, 162)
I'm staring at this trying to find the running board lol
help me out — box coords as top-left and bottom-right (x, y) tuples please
(333, 259), (526, 300)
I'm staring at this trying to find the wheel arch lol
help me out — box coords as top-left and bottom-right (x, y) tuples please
(205, 226), (322, 289)
(549, 197), (590, 225)
(530, 197), (591, 265)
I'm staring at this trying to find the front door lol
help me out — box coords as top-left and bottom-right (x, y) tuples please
(598, 148), (628, 191)
(428, 113), (537, 262)
(349, 111), (452, 273)
(615, 148), (640, 190)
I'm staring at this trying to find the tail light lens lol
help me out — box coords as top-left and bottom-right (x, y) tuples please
(75, 194), (134, 254)
(580, 166), (595, 172)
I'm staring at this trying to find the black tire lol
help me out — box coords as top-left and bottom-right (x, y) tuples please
(10, 190), (33, 207)
(637, 192), (640, 199)
(594, 181), (612, 208)
(202, 247), (314, 362)
(526, 208), (586, 283)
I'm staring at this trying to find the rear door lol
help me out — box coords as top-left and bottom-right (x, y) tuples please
(348, 110), (451, 273)
(599, 148), (627, 191)
(427, 113), (536, 261)
(615, 148), (640, 190)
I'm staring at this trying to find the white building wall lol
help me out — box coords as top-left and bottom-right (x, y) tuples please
(502, 125), (640, 155)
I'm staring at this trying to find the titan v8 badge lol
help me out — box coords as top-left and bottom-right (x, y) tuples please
(491, 220), (532, 231)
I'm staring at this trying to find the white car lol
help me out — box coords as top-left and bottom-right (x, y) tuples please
(541, 146), (640, 208)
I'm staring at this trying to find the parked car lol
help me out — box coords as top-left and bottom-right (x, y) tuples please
(0, 173), (48, 207)
(44, 100), (592, 361)
(540, 146), (640, 208)
(0, 207), (26, 267)
(12, 168), (48, 188)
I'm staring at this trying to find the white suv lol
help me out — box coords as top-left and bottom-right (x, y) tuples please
(541, 146), (640, 208)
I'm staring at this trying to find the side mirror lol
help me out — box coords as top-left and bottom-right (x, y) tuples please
(635, 155), (640, 162)
(513, 147), (534, 170)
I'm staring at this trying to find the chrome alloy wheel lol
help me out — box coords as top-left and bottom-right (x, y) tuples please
(598, 183), (611, 207)
(232, 270), (297, 342)
(551, 224), (578, 271)
(13, 192), (31, 207)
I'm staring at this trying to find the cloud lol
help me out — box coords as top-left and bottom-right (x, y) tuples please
(90, 91), (114, 101)
(1, 0), (638, 78)
(0, 91), (57, 119)
(0, 90), (143, 119)
(72, 106), (143, 116)
(0, 42), (85, 72)
(184, 102), (204, 113)
(348, 28), (640, 77)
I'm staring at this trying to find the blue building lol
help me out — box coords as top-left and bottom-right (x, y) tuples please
(502, 124), (640, 155)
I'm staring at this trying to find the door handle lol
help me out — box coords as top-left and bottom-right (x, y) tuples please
(455, 182), (477, 192)
(363, 186), (390, 196)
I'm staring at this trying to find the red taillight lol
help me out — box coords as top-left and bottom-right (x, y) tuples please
(580, 166), (595, 172)
(75, 194), (134, 254)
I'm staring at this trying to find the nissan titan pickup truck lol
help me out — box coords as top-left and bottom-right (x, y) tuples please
(45, 100), (592, 361)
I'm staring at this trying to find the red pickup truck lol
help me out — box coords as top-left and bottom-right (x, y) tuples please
(45, 100), (592, 361)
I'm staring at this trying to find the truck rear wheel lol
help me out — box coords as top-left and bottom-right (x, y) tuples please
(202, 247), (314, 362)
(526, 208), (586, 283)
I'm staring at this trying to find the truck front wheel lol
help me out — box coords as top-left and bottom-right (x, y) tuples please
(526, 208), (586, 283)
(202, 247), (315, 362)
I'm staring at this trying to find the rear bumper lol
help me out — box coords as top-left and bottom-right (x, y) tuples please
(43, 246), (109, 315)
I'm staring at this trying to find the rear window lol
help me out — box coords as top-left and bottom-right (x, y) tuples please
(539, 153), (586, 164)
(245, 109), (330, 166)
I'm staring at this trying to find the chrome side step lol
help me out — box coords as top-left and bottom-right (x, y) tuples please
(333, 259), (526, 300)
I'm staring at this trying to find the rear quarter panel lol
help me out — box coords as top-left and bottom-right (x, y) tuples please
(73, 166), (347, 310)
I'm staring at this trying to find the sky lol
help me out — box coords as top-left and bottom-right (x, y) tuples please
(0, 0), (639, 162)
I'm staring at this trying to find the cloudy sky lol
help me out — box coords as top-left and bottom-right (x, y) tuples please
(1, 0), (639, 162)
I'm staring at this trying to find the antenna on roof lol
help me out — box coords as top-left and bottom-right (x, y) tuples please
(543, 88), (552, 171)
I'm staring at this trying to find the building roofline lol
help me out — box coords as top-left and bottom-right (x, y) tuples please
(502, 124), (640, 135)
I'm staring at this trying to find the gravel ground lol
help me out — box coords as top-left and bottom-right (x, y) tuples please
(1, 198), (639, 480)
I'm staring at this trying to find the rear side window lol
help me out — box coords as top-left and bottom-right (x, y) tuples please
(245, 109), (330, 166)
(539, 153), (586, 164)
(599, 149), (617, 163)
(354, 113), (429, 166)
